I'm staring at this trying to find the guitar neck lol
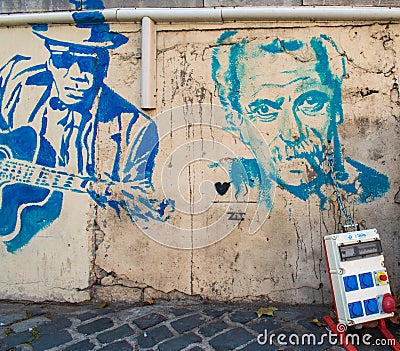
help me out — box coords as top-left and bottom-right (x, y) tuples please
(0, 158), (92, 193)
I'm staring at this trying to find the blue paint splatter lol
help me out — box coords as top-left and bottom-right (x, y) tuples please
(229, 158), (261, 195)
(346, 157), (390, 203)
(260, 39), (304, 54)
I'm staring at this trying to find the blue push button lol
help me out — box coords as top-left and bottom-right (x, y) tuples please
(348, 301), (364, 319)
(344, 275), (359, 292)
(364, 298), (379, 315)
(359, 272), (374, 289)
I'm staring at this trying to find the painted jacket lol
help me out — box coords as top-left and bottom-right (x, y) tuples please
(0, 55), (162, 252)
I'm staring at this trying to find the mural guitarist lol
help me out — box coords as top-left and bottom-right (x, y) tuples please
(0, 3), (169, 252)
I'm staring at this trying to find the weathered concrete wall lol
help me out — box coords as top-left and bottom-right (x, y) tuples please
(0, 13), (399, 303)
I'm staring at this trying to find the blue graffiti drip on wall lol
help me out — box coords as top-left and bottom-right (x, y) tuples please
(211, 32), (389, 210)
(0, 1), (170, 252)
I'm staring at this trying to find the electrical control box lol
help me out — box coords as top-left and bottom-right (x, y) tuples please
(324, 229), (395, 326)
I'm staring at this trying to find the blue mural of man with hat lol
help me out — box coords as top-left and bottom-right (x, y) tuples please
(0, 1), (170, 252)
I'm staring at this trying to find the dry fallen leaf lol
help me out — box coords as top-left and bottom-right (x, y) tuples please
(256, 307), (278, 318)
(99, 302), (108, 308)
(312, 318), (324, 327)
(144, 298), (155, 305)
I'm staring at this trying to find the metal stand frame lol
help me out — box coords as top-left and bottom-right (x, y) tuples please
(322, 315), (400, 351)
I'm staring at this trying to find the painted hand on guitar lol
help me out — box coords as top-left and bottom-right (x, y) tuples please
(83, 172), (173, 223)
(0, 126), (169, 252)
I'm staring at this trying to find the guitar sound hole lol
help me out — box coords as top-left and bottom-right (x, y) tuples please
(0, 147), (11, 160)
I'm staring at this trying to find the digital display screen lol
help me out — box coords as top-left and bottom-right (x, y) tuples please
(339, 240), (382, 261)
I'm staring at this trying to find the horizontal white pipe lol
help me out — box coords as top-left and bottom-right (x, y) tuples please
(117, 8), (222, 22)
(0, 12), (75, 26)
(141, 17), (156, 109)
(2, 7), (400, 26)
(222, 7), (400, 21)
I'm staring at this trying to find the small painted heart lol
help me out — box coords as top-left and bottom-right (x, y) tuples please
(215, 182), (230, 195)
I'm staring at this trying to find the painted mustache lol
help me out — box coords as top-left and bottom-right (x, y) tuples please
(269, 130), (325, 165)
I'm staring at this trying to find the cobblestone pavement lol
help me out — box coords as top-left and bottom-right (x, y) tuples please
(0, 299), (399, 351)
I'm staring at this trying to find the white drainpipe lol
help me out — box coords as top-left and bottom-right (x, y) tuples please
(1, 7), (400, 109)
(141, 17), (156, 109)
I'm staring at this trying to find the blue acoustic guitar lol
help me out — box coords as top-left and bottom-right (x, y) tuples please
(0, 126), (93, 253)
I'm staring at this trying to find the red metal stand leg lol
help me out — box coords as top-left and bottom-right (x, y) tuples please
(322, 315), (358, 351)
(377, 319), (400, 351)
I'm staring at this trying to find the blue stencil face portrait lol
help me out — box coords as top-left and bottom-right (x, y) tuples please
(212, 32), (389, 208)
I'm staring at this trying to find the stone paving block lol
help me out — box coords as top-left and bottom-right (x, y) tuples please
(30, 329), (73, 351)
(201, 308), (227, 318)
(77, 311), (98, 321)
(170, 307), (193, 316)
(274, 310), (303, 321)
(158, 332), (202, 351)
(49, 315), (72, 329)
(188, 347), (205, 351)
(11, 316), (52, 333)
(246, 318), (281, 334)
(199, 321), (229, 337)
(137, 325), (174, 349)
(63, 339), (95, 351)
(77, 317), (114, 335)
(0, 331), (32, 351)
(23, 307), (50, 318)
(132, 312), (166, 330)
(0, 312), (27, 326)
(98, 340), (133, 351)
(97, 324), (135, 344)
(298, 317), (326, 333)
(76, 308), (113, 322)
(34, 318), (71, 337)
(14, 345), (34, 351)
(229, 310), (257, 324)
(0, 327), (6, 340)
(209, 327), (255, 351)
(240, 340), (280, 350)
(170, 313), (207, 333)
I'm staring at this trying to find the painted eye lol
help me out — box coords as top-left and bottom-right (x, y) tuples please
(245, 98), (282, 122)
(257, 104), (270, 115)
(295, 91), (329, 116)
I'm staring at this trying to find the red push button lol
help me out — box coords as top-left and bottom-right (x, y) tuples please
(382, 293), (396, 313)
(377, 272), (389, 284)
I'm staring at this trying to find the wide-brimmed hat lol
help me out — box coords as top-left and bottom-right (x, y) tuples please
(32, 11), (128, 50)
